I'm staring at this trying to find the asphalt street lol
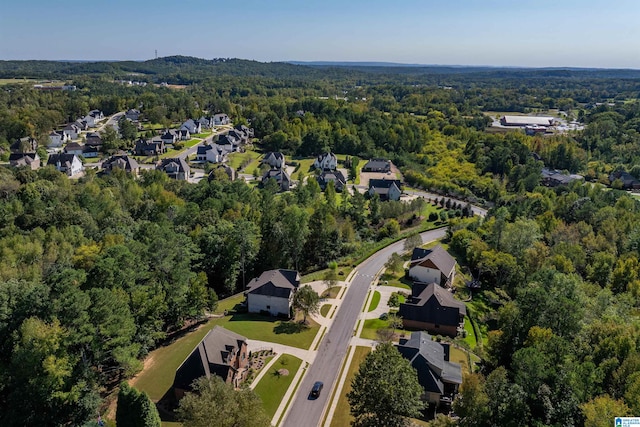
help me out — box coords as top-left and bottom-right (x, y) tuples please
(282, 228), (447, 427)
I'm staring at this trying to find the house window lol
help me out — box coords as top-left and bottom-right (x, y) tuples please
(266, 305), (270, 310)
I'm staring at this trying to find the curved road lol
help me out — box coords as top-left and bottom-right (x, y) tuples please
(282, 228), (447, 427)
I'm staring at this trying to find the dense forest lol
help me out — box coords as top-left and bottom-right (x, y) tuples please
(1, 58), (640, 425)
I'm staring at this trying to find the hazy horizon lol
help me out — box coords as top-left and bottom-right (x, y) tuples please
(1, 0), (639, 69)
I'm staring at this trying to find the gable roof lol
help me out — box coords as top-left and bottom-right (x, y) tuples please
(103, 154), (139, 172)
(406, 283), (467, 315)
(317, 170), (346, 188)
(173, 326), (247, 390)
(158, 157), (189, 173)
(363, 158), (391, 170)
(246, 269), (300, 298)
(410, 245), (456, 275)
(47, 153), (78, 166)
(397, 331), (462, 389)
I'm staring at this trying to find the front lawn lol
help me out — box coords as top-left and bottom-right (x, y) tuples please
(359, 318), (411, 341)
(253, 354), (303, 419)
(291, 158), (315, 180)
(321, 286), (342, 299)
(367, 291), (381, 312)
(329, 346), (371, 427)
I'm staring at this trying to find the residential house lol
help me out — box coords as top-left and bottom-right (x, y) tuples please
(9, 152), (40, 170)
(408, 245), (456, 288)
(64, 142), (84, 156)
(362, 158), (391, 172)
(134, 138), (165, 156)
(102, 154), (140, 176)
(317, 169), (347, 192)
(399, 283), (466, 337)
(314, 152), (338, 171)
(125, 109), (140, 121)
(368, 179), (402, 201)
(197, 116), (213, 129)
(181, 119), (202, 135)
(227, 129), (248, 146)
(173, 326), (248, 399)
(246, 269), (300, 317)
(261, 168), (291, 192)
(157, 157), (190, 181)
(48, 131), (68, 147)
(85, 132), (103, 149)
(261, 152), (285, 169)
(10, 137), (38, 153)
(196, 143), (228, 163)
(84, 110), (104, 128)
(609, 170), (640, 190)
(218, 134), (241, 152)
(82, 145), (100, 158)
(46, 153), (84, 177)
(397, 331), (462, 406)
(161, 129), (179, 145)
(213, 113), (230, 126)
(178, 129), (191, 141)
(208, 164), (236, 182)
(62, 123), (81, 140)
(74, 119), (89, 131)
(541, 168), (583, 187)
(235, 124), (254, 139)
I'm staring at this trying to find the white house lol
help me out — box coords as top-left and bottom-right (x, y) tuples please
(84, 110), (104, 128)
(213, 113), (230, 126)
(408, 245), (457, 288)
(47, 153), (84, 177)
(262, 152), (285, 169)
(196, 143), (228, 163)
(314, 152), (338, 170)
(64, 142), (85, 156)
(48, 131), (68, 147)
(245, 269), (300, 317)
(62, 123), (81, 140)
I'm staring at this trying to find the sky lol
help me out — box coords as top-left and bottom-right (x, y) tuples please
(1, 0), (639, 68)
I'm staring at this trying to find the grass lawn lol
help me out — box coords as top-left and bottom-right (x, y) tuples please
(253, 354), (303, 419)
(0, 78), (35, 85)
(321, 304), (332, 317)
(191, 132), (212, 138)
(359, 318), (409, 340)
(228, 150), (261, 173)
(291, 158), (315, 180)
(130, 295), (317, 402)
(83, 157), (101, 164)
(301, 266), (352, 284)
(329, 346), (371, 427)
(367, 291), (381, 312)
(182, 139), (202, 149)
(321, 286), (342, 299)
(450, 345), (473, 375)
(463, 317), (477, 350)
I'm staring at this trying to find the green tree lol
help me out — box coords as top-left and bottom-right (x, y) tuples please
(118, 116), (138, 142)
(581, 395), (630, 427)
(403, 233), (422, 253)
(385, 252), (404, 274)
(177, 376), (270, 427)
(116, 382), (161, 427)
(453, 373), (490, 427)
(293, 285), (320, 324)
(348, 342), (424, 426)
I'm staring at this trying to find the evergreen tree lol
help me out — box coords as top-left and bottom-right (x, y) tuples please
(116, 382), (161, 427)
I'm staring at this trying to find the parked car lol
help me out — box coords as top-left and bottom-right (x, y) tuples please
(310, 381), (324, 398)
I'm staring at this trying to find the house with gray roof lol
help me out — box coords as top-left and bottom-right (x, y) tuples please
(609, 170), (640, 190)
(399, 283), (466, 337)
(261, 152), (285, 169)
(134, 138), (165, 156)
(181, 119), (201, 134)
(314, 152), (338, 171)
(173, 326), (248, 399)
(397, 331), (462, 406)
(261, 168), (291, 192)
(157, 157), (190, 180)
(317, 169), (346, 192)
(409, 245), (456, 288)
(9, 152), (40, 170)
(362, 158), (391, 172)
(102, 154), (139, 176)
(368, 179), (402, 201)
(125, 109), (140, 121)
(10, 137), (38, 153)
(246, 269), (300, 317)
(541, 168), (583, 187)
(213, 113), (230, 126)
(196, 143), (229, 163)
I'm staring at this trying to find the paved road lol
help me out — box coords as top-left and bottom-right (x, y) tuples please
(281, 228), (447, 427)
